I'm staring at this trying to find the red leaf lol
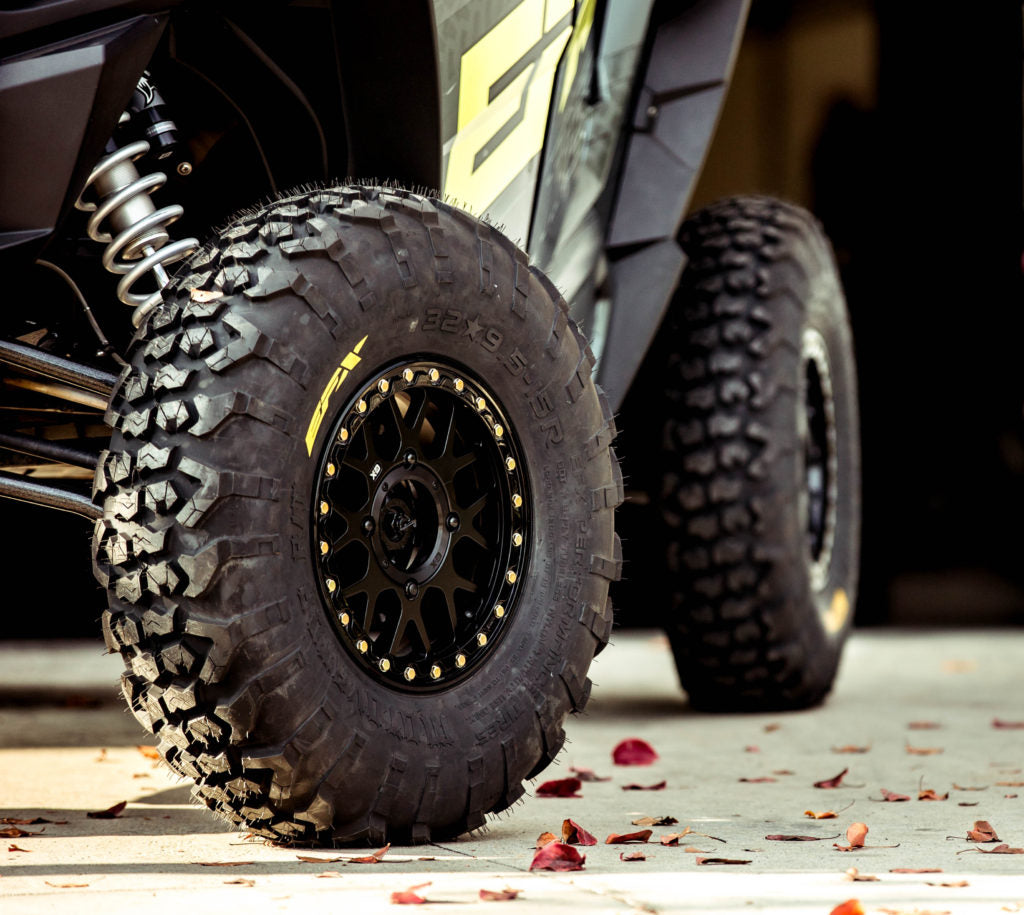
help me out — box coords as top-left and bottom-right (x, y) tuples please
(136, 745), (161, 760)
(918, 789), (948, 801)
(832, 745), (871, 754)
(535, 777), (582, 798)
(908, 721), (941, 729)
(0, 826), (43, 838)
(829, 901), (864, 915)
(814, 768), (849, 789)
(568, 765), (610, 782)
(745, 745), (760, 753)
(967, 821), (999, 842)
(7, 844), (31, 852)
(993, 718), (1024, 729)
(905, 743), (943, 755)
(739, 777), (777, 783)
(621, 780), (666, 791)
(561, 819), (597, 846)
(890, 868), (943, 873)
(349, 843), (391, 863)
(296, 855), (343, 864)
(391, 882), (431, 905)
(765, 834), (834, 842)
(880, 788), (910, 802)
(535, 832), (557, 848)
(696, 857), (751, 865)
(605, 829), (652, 844)
(86, 800), (126, 819)
(529, 841), (586, 871)
(975, 843), (1024, 854)
(479, 888), (522, 901)
(620, 850), (646, 861)
(612, 738), (659, 766)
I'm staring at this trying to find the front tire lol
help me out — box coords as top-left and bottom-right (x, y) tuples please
(92, 186), (620, 844)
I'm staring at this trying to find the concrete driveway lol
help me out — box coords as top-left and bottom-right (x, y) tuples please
(1, 629), (1023, 913)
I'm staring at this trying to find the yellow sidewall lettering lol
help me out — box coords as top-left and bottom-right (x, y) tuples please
(305, 335), (368, 456)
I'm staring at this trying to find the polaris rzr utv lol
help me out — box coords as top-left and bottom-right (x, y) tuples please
(0, 0), (859, 844)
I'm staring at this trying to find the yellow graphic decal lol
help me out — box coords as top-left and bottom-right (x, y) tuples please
(444, 0), (573, 211)
(823, 587), (850, 635)
(558, 0), (595, 112)
(305, 335), (368, 456)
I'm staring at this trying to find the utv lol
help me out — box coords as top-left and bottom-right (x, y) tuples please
(0, 0), (859, 844)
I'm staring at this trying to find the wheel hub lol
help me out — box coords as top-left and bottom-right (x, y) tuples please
(312, 359), (529, 692)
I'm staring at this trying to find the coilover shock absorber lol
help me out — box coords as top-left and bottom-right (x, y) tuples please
(75, 73), (198, 327)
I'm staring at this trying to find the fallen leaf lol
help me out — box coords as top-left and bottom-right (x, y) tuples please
(745, 745), (760, 753)
(136, 745), (160, 760)
(696, 856), (751, 865)
(480, 887), (522, 901)
(568, 765), (610, 782)
(926, 881), (968, 888)
(1, 817), (59, 825)
(880, 788), (911, 802)
(958, 802), (980, 807)
(296, 855), (343, 864)
(832, 745), (871, 754)
(772, 769), (795, 776)
(561, 819), (597, 846)
(970, 843), (1024, 855)
(621, 780), (666, 791)
(612, 738), (658, 766)
(1006, 794), (1019, 799)
(317, 871), (344, 879)
(529, 841), (585, 871)
(190, 288), (224, 303)
(878, 909), (951, 915)
(845, 867), (879, 882)
(764, 723), (781, 733)
(95, 748), (108, 762)
(993, 718), (1024, 729)
(834, 822), (868, 852)
(45, 881), (89, 888)
(0, 826), (42, 838)
(349, 843), (391, 863)
(815, 768), (849, 789)
(997, 781), (1024, 787)
(952, 783), (987, 791)
(829, 900), (864, 915)
(890, 868), (942, 873)
(7, 844), (31, 852)
(535, 832), (557, 848)
(918, 789), (948, 801)
(967, 820), (999, 842)
(535, 777), (582, 798)
(620, 850), (646, 861)
(224, 878), (255, 887)
(906, 744), (943, 756)
(908, 721), (941, 729)
(605, 829), (652, 844)
(805, 810), (839, 819)
(683, 846), (707, 853)
(659, 832), (689, 846)
(196, 861), (255, 867)
(632, 815), (678, 827)
(765, 834), (837, 842)
(391, 881), (430, 904)
(739, 777), (777, 784)
(87, 801), (126, 819)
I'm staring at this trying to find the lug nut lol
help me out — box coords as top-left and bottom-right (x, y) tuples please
(356, 639), (368, 653)
(476, 633), (488, 647)
(505, 569), (517, 584)
(338, 427), (349, 443)
(339, 612), (350, 626)
(405, 580), (419, 600)
(428, 368), (440, 383)
(326, 578), (337, 593)
(356, 398), (367, 414)
(403, 368), (414, 383)
(430, 664), (442, 679)
(494, 604), (505, 618)
(512, 532), (523, 547)
(455, 653), (466, 668)
(475, 396), (486, 411)
(505, 456), (516, 471)
(404, 666), (416, 681)
(403, 449), (416, 467)
(319, 540), (329, 555)
(378, 378), (390, 394)
(446, 513), (460, 531)
(493, 423), (503, 438)
(326, 462), (336, 477)
(363, 517), (375, 534)
(512, 493), (523, 509)
(453, 378), (464, 392)
(319, 500), (330, 515)
(379, 658), (391, 672)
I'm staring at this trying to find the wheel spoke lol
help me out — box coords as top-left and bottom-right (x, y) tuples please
(347, 558), (396, 609)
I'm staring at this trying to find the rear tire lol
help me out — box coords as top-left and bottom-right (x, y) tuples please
(92, 186), (620, 844)
(631, 196), (859, 711)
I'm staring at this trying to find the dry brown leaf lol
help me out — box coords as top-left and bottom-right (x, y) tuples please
(196, 861), (255, 867)
(880, 788), (910, 802)
(815, 768), (849, 789)
(95, 748), (108, 762)
(620, 850), (646, 861)
(317, 871), (344, 879)
(972, 843), (1024, 855)
(0, 826), (42, 838)
(952, 783), (987, 791)
(87, 800), (126, 819)
(632, 815), (677, 827)
(7, 844), (31, 852)
(561, 818), (597, 846)
(745, 745), (760, 753)
(620, 780), (667, 791)
(391, 882), (431, 905)
(605, 829), (652, 844)
(926, 881), (968, 888)
(189, 288), (224, 303)
(773, 769), (795, 776)
(890, 868), (942, 873)
(1, 817), (60, 825)
(136, 745), (160, 760)
(832, 745), (871, 754)
(958, 802), (980, 807)
(905, 744), (943, 756)
(45, 881), (89, 888)
(348, 843), (391, 863)
(997, 780), (1024, 787)
(696, 856), (751, 865)
(739, 776), (777, 783)
(763, 723), (781, 733)
(993, 718), (1024, 729)
(967, 820), (999, 842)
(834, 822), (868, 852)
(805, 810), (839, 819)
(296, 854), (342, 864)
(918, 789), (948, 801)
(845, 867), (879, 882)
(223, 878), (255, 887)
(479, 887), (522, 901)
(568, 765), (610, 782)
(535, 832), (557, 848)
(908, 721), (941, 730)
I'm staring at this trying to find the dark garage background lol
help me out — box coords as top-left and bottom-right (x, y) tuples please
(4, 0), (1022, 637)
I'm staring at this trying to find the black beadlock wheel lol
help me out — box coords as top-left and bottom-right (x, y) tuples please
(92, 185), (621, 844)
(621, 196), (860, 711)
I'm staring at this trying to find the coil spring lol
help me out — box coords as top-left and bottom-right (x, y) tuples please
(75, 139), (198, 327)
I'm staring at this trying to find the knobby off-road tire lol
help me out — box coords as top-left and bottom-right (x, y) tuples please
(644, 196), (859, 711)
(92, 186), (620, 844)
